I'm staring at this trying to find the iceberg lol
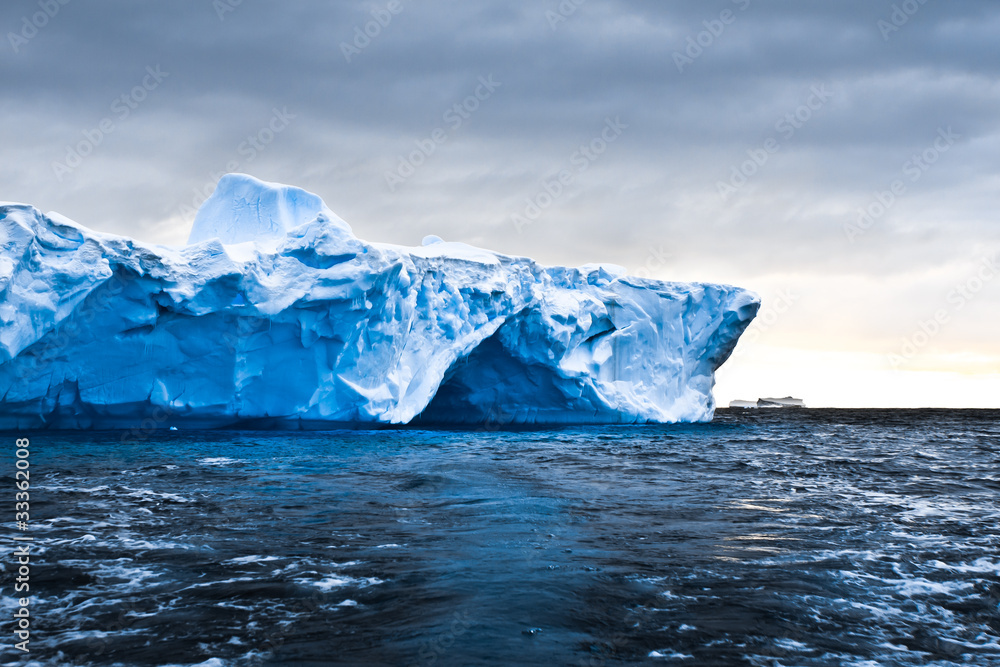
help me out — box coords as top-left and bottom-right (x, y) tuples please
(0, 174), (759, 429)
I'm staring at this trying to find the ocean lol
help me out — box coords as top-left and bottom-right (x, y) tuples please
(3, 409), (999, 666)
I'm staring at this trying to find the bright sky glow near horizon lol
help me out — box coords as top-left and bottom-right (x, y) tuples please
(2, 1), (997, 409)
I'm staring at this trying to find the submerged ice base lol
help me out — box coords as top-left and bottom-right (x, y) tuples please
(0, 174), (759, 428)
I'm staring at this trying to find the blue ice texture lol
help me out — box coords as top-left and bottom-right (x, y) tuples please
(0, 174), (759, 428)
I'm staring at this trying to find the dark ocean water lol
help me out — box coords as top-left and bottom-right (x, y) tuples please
(3, 409), (999, 667)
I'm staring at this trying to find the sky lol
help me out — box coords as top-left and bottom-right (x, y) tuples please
(2, 0), (998, 408)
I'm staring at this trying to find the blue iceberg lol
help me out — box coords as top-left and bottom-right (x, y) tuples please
(0, 174), (759, 428)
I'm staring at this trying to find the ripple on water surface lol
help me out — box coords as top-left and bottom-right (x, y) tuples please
(7, 409), (1000, 666)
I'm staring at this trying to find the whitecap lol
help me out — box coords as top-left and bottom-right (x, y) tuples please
(197, 457), (242, 466)
(648, 650), (693, 659)
(225, 555), (281, 565)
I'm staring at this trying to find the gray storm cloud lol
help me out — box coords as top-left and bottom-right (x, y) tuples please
(2, 0), (998, 405)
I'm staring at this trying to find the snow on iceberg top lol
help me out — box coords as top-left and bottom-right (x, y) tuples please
(185, 174), (504, 266)
(183, 175), (637, 276)
(187, 173), (353, 246)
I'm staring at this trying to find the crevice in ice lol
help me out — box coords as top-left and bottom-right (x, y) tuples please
(414, 331), (595, 425)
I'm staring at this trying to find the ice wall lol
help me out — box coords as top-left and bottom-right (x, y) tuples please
(0, 174), (759, 428)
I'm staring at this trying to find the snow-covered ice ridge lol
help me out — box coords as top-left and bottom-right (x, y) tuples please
(0, 174), (759, 428)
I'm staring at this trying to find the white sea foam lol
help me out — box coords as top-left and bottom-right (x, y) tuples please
(181, 577), (257, 591)
(225, 555), (281, 565)
(294, 573), (384, 592)
(929, 557), (1000, 574)
(648, 650), (693, 659)
(773, 638), (810, 651)
(197, 457), (243, 466)
(162, 659), (229, 667)
(121, 486), (193, 503)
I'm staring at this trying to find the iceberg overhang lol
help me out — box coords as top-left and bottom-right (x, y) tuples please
(0, 174), (759, 429)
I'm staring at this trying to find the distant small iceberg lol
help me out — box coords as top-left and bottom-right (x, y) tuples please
(729, 397), (806, 409)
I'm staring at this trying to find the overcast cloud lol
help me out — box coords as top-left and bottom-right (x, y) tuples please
(2, 0), (998, 406)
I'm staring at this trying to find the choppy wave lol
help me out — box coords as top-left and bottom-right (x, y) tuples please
(4, 409), (999, 665)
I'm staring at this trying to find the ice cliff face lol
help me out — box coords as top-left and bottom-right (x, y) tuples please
(0, 174), (759, 429)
